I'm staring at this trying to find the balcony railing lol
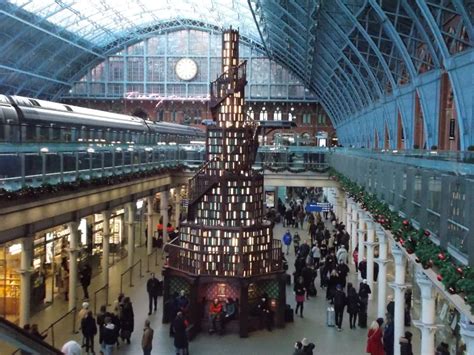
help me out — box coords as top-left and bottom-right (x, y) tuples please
(164, 238), (283, 277)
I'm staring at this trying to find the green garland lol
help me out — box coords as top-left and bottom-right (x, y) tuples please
(0, 165), (185, 204)
(330, 169), (474, 312)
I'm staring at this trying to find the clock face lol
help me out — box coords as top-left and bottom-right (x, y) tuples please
(175, 58), (198, 81)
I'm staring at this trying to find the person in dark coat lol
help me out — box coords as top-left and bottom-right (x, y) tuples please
(81, 311), (97, 354)
(79, 263), (92, 300)
(336, 260), (350, 288)
(256, 293), (274, 331)
(399, 331), (413, 355)
(435, 342), (450, 355)
(120, 297), (134, 344)
(358, 280), (371, 313)
(386, 295), (395, 319)
(294, 278), (306, 318)
(102, 317), (118, 354)
(326, 269), (339, 301)
(346, 283), (359, 329)
(96, 305), (112, 349)
(298, 240), (310, 259)
(146, 272), (161, 315)
(358, 258), (367, 280)
(301, 266), (314, 299)
(383, 314), (395, 355)
(172, 312), (189, 355)
(332, 284), (346, 331)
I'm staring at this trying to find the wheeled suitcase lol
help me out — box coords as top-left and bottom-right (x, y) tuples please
(326, 306), (335, 327)
(308, 283), (317, 297)
(358, 311), (367, 328)
(285, 305), (294, 322)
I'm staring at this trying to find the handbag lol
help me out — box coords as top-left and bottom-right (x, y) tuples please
(295, 294), (305, 303)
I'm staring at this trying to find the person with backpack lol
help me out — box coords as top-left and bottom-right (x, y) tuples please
(283, 230), (292, 255)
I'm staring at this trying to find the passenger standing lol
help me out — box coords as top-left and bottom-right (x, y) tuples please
(383, 314), (395, 355)
(101, 317), (118, 355)
(97, 305), (112, 353)
(172, 312), (189, 355)
(346, 283), (359, 329)
(146, 272), (161, 315)
(332, 284), (346, 331)
(293, 232), (301, 255)
(399, 331), (414, 355)
(81, 310), (97, 355)
(366, 319), (384, 355)
(294, 280), (306, 318)
(120, 297), (134, 344)
(79, 263), (92, 300)
(141, 319), (154, 355)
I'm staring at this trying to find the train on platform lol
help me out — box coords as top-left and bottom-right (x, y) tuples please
(0, 95), (204, 144)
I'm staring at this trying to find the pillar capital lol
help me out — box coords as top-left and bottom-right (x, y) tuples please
(416, 271), (435, 300)
(389, 282), (411, 292)
(67, 220), (79, 230)
(391, 245), (406, 265)
(101, 210), (112, 219)
(412, 320), (443, 332)
(363, 219), (375, 230)
(364, 241), (378, 248)
(375, 258), (390, 266)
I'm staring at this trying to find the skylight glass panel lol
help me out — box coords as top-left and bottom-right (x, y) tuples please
(9, 0), (260, 46)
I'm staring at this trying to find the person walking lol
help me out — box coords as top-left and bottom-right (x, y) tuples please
(120, 297), (134, 344)
(283, 230), (292, 255)
(141, 319), (154, 355)
(366, 318), (384, 355)
(172, 312), (189, 355)
(333, 284), (346, 331)
(97, 305), (112, 354)
(294, 280), (306, 318)
(79, 263), (92, 300)
(346, 283), (359, 329)
(81, 310), (97, 355)
(146, 273), (161, 315)
(293, 232), (301, 255)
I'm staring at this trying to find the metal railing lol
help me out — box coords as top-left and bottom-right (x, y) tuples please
(93, 283), (109, 315)
(119, 259), (143, 293)
(146, 247), (160, 273)
(41, 307), (77, 348)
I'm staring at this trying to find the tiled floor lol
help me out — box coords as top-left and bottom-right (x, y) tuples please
(28, 221), (421, 355)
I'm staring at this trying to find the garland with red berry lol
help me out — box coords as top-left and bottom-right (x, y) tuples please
(330, 169), (474, 312)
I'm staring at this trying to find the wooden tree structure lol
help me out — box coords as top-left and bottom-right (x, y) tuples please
(163, 29), (286, 337)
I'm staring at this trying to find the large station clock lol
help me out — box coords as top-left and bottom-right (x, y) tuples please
(175, 58), (198, 81)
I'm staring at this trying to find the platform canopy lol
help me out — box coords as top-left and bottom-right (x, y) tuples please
(0, 0), (473, 144)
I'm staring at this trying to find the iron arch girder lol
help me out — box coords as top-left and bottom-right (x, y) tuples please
(0, 8), (103, 58)
(447, 0), (474, 47)
(368, 0), (417, 80)
(416, 69), (442, 148)
(400, 0), (441, 68)
(310, 69), (348, 121)
(368, 0), (446, 150)
(317, 85), (346, 126)
(322, 12), (384, 98)
(316, 39), (366, 111)
(319, 30), (374, 106)
(312, 64), (355, 117)
(334, 0), (397, 90)
(415, 0), (471, 149)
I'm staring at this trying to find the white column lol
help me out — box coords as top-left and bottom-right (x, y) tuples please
(460, 315), (474, 355)
(19, 237), (33, 327)
(160, 190), (169, 241)
(175, 190), (182, 228)
(357, 209), (366, 280)
(68, 221), (80, 311)
(389, 245), (408, 355)
(364, 219), (376, 300)
(413, 271), (438, 355)
(146, 196), (155, 256)
(375, 227), (389, 318)
(125, 202), (135, 269)
(102, 211), (111, 287)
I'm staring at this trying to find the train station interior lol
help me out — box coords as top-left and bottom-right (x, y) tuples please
(0, 1), (473, 354)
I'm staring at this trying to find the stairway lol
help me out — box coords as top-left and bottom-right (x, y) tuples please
(209, 60), (247, 109)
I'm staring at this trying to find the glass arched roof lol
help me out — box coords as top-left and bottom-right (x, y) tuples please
(9, 0), (261, 46)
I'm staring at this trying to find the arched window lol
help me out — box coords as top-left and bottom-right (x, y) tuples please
(259, 107), (267, 121)
(274, 107), (282, 120)
(247, 107), (254, 120)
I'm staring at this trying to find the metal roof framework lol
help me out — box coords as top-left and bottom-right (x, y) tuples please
(0, 0), (473, 148)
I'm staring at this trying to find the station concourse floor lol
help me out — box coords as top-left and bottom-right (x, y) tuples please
(29, 222), (419, 355)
